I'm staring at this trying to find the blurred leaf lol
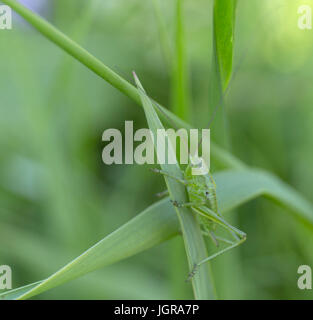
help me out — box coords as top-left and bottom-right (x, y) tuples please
(213, 0), (237, 90)
(152, 0), (172, 68)
(208, 0), (238, 147)
(172, 0), (190, 120)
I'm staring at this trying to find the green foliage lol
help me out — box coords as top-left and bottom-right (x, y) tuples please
(2, 168), (312, 300)
(1, 0), (313, 300)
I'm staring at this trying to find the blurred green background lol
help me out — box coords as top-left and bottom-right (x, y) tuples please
(0, 0), (313, 299)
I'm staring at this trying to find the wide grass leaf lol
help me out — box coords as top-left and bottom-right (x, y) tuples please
(216, 169), (313, 226)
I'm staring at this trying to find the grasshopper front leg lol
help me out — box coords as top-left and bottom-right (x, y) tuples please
(171, 200), (206, 208)
(151, 168), (188, 185)
(199, 236), (246, 267)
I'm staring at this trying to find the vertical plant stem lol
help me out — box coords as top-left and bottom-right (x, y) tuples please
(210, 0), (245, 299)
(152, 0), (172, 68)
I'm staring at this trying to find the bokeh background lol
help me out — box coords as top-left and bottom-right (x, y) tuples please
(0, 0), (313, 299)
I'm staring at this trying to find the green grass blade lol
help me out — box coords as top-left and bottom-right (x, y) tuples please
(9, 198), (178, 300)
(213, 0), (237, 91)
(0, 281), (42, 300)
(2, 169), (313, 300)
(172, 0), (190, 120)
(216, 169), (313, 226)
(133, 72), (216, 300)
(209, 0), (237, 146)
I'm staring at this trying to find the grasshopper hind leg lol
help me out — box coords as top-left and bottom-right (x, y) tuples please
(201, 229), (219, 247)
(197, 236), (246, 267)
(186, 236), (246, 281)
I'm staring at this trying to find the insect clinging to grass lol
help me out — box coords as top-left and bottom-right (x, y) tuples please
(151, 156), (246, 279)
(133, 71), (246, 279)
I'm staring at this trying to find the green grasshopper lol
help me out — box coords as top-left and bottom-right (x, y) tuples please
(132, 71), (246, 279)
(152, 155), (246, 279)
